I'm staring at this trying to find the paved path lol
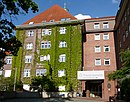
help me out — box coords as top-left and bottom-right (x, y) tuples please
(1, 98), (104, 102)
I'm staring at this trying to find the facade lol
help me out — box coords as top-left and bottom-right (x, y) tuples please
(78, 16), (117, 100)
(2, 3), (121, 101)
(10, 5), (83, 91)
(114, 0), (130, 69)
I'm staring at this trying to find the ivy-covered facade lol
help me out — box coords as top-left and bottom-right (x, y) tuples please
(13, 21), (84, 91)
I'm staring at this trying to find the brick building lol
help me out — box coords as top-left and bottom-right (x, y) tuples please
(10, 4), (83, 92)
(114, 0), (130, 69)
(78, 16), (117, 100)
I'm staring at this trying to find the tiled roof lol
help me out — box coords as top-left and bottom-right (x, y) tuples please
(23, 4), (77, 25)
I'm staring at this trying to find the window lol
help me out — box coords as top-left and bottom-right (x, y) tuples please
(61, 18), (71, 21)
(95, 59), (101, 66)
(95, 46), (101, 52)
(94, 23), (100, 29)
(6, 57), (12, 64)
(42, 29), (52, 36)
(58, 70), (65, 77)
(25, 56), (32, 63)
(103, 33), (109, 40)
(126, 30), (128, 38)
(26, 43), (33, 50)
(59, 41), (67, 48)
(59, 27), (66, 34)
(104, 46), (110, 52)
(104, 59), (110, 65)
(95, 34), (100, 40)
(59, 54), (66, 62)
(129, 23), (130, 32)
(28, 30), (34, 36)
(123, 34), (125, 42)
(36, 69), (47, 76)
(103, 22), (109, 28)
(24, 69), (30, 77)
(41, 41), (51, 49)
(49, 20), (54, 22)
(29, 22), (34, 25)
(40, 54), (50, 61)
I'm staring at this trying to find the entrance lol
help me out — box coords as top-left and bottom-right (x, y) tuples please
(86, 80), (103, 98)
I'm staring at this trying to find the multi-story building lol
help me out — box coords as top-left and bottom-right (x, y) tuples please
(9, 4), (83, 91)
(2, 3), (120, 101)
(114, 0), (130, 69)
(78, 16), (117, 100)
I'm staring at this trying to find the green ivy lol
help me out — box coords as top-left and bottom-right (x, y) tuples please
(14, 22), (82, 91)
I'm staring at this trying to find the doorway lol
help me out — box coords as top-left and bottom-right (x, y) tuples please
(86, 80), (103, 98)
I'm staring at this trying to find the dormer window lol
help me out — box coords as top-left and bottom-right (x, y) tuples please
(29, 22), (34, 25)
(61, 18), (71, 21)
(42, 20), (46, 23)
(50, 20), (54, 22)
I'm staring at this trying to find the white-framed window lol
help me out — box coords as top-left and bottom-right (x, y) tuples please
(6, 56), (12, 64)
(104, 58), (110, 65)
(94, 23), (100, 29)
(36, 69), (47, 76)
(28, 30), (34, 37)
(40, 54), (50, 61)
(26, 43), (33, 50)
(24, 69), (30, 77)
(95, 46), (101, 52)
(95, 59), (101, 66)
(25, 56), (32, 63)
(59, 54), (66, 62)
(41, 41), (51, 49)
(59, 27), (66, 34)
(95, 34), (100, 40)
(103, 22), (109, 28)
(103, 33), (109, 40)
(29, 22), (34, 25)
(58, 70), (65, 77)
(59, 41), (67, 48)
(104, 46), (110, 52)
(42, 29), (52, 36)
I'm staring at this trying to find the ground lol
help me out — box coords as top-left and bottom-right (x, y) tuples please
(1, 98), (104, 102)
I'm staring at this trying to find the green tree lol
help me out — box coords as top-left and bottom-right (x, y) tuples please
(31, 76), (57, 92)
(108, 50), (130, 80)
(108, 50), (130, 101)
(0, 76), (14, 91)
(0, 0), (38, 68)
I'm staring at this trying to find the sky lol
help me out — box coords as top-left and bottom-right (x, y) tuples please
(12, 0), (121, 25)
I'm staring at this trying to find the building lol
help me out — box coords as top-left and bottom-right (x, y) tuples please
(11, 4), (83, 91)
(78, 16), (117, 100)
(114, 0), (130, 69)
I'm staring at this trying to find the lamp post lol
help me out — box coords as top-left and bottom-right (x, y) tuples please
(13, 68), (17, 91)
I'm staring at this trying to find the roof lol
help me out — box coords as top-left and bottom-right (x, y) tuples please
(23, 4), (77, 25)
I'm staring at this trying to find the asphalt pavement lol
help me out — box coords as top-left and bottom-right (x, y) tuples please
(1, 98), (104, 102)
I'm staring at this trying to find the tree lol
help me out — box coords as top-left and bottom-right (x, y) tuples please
(31, 76), (57, 92)
(108, 50), (130, 101)
(0, 0), (38, 68)
(108, 50), (130, 80)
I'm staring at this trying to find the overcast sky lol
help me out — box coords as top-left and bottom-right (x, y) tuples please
(12, 0), (121, 25)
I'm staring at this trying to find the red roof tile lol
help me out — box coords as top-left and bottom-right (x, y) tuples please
(23, 4), (77, 25)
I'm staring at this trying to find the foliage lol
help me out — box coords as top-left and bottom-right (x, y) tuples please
(0, 0), (38, 68)
(120, 77), (130, 101)
(15, 23), (82, 92)
(31, 76), (57, 92)
(108, 50), (130, 80)
(0, 76), (14, 91)
(108, 50), (130, 101)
